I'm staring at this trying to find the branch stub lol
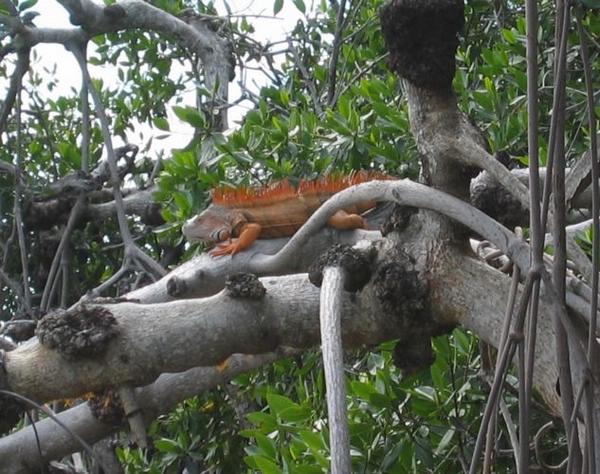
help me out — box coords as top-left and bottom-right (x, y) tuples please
(308, 244), (372, 292)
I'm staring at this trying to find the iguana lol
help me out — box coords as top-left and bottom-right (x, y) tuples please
(182, 171), (390, 256)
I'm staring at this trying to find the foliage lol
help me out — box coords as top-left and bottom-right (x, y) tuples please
(118, 331), (489, 473)
(155, 0), (418, 239)
(458, 1), (600, 166)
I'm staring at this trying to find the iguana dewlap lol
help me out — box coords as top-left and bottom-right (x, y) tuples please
(182, 172), (387, 257)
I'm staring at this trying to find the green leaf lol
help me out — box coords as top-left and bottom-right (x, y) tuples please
(412, 385), (437, 403)
(153, 116), (170, 131)
(273, 0), (284, 15)
(581, 0), (600, 8)
(18, 0), (37, 12)
(298, 431), (329, 468)
(501, 28), (517, 44)
(293, 465), (324, 474)
(415, 436), (434, 468)
(154, 438), (181, 453)
(254, 433), (278, 459)
(293, 0), (306, 13)
(267, 393), (298, 415)
(247, 411), (278, 431)
(434, 428), (455, 455)
(172, 106), (205, 128)
(268, 393), (310, 422)
(57, 142), (81, 168)
(430, 363), (446, 392)
(254, 455), (282, 474)
(369, 392), (392, 409)
(298, 430), (325, 452)
(173, 192), (191, 214)
(350, 380), (375, 400)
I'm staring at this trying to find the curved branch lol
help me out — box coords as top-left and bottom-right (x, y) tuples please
(320, 267), (351, 473)
(252, 179), (531, 275)
(0, 51), (29, 138)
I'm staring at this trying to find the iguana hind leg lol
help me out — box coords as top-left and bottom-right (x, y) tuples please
(327, 210), (366, 230)
(210, 223), (262, 257)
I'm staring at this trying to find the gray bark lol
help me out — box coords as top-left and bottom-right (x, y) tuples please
(320, 267), (351, 474)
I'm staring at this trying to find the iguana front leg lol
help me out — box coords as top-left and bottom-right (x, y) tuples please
(210, 223), (262, 257)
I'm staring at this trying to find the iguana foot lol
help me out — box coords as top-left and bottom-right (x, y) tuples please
(327, 210), (366, 230)
(209, 223), (262, 257)
(210, 239), (242, 257)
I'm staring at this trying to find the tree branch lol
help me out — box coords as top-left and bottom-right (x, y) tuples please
(326, 0), (347, 107)
(0, 353), (278, 474)
(3, 274), (401, 403)
(320, 267), (351, 473)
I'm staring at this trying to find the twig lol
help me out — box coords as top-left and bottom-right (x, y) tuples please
(483, 251), (521, 473)
(522, 5), (544, 471)
(333, 52), (389, 104)
(287, 39), (323, 115)
(0, 389), (108, 472)
(13, 55), (31, 311)
(575, 8), (598, 472)
(469, 275), (536, 474)
(326, 0), (347, 107)
(547, 6), (583, 472)
(534, 422), (568, 471)
(83, 263), (130, 301)
(453, 139), (532, 215)
(0, 268), (23, 302)
(81, 80), (90, 173)
(60, 245), (71, 308)
(341, 11), (376, 45)
(118, 385), (147, 448)
(499, 399), (521, 472)
(70, 43), (165, 280)
(40, 197), (85, 311)
(0, 51), (29, 138)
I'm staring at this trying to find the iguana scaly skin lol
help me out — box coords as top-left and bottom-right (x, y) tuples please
(182, 172), (389, 257)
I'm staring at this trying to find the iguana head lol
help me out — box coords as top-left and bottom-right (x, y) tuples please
(182, 205), (241, 245)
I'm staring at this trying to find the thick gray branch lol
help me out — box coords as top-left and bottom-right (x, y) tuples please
(250, 179), (530, 276)
(5, 274), (399, 402)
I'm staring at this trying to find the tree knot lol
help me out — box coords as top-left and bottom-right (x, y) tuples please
(224, 273), (266, 299)
(380, 0), (464, 90)
(36, 305), (119, 360)
(88, 388), (125, 426)
(308, 244), (373, 292)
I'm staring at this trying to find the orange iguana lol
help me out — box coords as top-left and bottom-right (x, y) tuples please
(182, 171), (390, 257)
